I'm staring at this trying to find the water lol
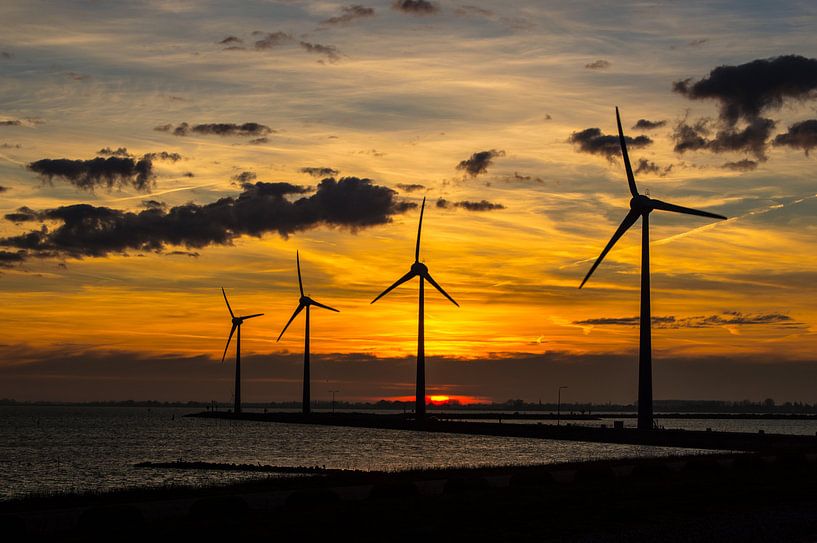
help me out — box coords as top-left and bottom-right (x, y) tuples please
(0, 406), (777, 501)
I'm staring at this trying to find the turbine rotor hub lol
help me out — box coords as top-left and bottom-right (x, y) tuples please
(300, 296), (312, 306)
(232, 317), (242, 325)
(411, 262), (428, 274)
(630, 194), (652, 212)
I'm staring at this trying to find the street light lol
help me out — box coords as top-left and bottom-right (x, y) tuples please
(329, 390), (339, 414)
(557, 386), (568, 426)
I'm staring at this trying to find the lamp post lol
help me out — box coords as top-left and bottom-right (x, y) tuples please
(329, 390), (339, 414)
(557, 386), (568, 426)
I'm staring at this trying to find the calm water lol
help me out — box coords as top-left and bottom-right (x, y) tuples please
(0, 406), (780, 501)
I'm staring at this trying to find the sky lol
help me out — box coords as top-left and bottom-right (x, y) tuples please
(2, 0), (817, 404)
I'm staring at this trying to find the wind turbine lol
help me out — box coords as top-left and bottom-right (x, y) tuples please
(579, 107), (727, 431)
(220, 288), (263, 415)
(371, 197), (459, 420)
(277, 251), (339, 415)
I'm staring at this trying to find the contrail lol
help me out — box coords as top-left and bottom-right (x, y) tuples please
(0, 152), (26, 166)
(107, 182), (219, 202)
(654, 194), (817, 246)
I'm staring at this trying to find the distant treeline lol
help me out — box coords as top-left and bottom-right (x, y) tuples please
(2, 397), (816, 414)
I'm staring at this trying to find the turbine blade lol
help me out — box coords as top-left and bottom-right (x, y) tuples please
(649, 199), (727, 220)
(221, 287), (235, 318)
(579, 209), (640, 289)
(309, 299), (340, 313)
(371, 270), (417, 304)
(221, 323), (237, 363)
(296, 251), (304, 297)
(241, 313), (264, 320)
(616, 107), (639, 197)
(415, 197), (426, 262)
(277, 304), (304, 342)
(423, 272), (459, 307)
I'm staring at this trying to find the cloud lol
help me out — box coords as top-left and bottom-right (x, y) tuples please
(435, 198), (505, 211)
(219, 36), (243, 45)
(97, 147), (131, 157)
(722, 159), (758, 172)
(231, 171), (257, 184)
(0, 186), (8, 193)
(393, 0), (439, 14)
(455, 149), (505, 177)
(142, 151), (182, 162)
(396, 183), (425, 193)
(5, 206), (38, 223)
(634, 159), (672, 176)
(65, 71), (90, 81)
(28, 156), (155, 192)
(0, 143), (21, 149)
(253, 31), (293, 50)
(0, 120), (22, 126)
(0, 250), (26, 268)
(773, 119), (817, 156)
(321, 5), (375, 25)
(155, 122), (273, 137)
(673, 55), (817, 125)
(585, 59), (611, 70)
(1, 177), (415, 261)
(298, 41), (341, 63)
(568, 128), (652, 161)
(672, 118), (776, 160)
(300, 167), (339, 178)
(633, 119), (667, 130)
(574, 312), (801, 329)
(1, 51), (12, 59)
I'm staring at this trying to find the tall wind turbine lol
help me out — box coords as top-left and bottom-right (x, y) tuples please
(220, 288), (263, 415)
(371, 197), (459, 420)
(277, 251), (339, 415)
(580, 107), (727, 431)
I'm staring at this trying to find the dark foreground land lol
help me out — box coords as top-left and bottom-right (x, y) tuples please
(190, 411), (817, 452)
(6, 452), (817, 542)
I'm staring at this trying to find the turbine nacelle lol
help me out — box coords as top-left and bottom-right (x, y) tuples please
(411, 261), (428, 275)
(629, 194), (652, 213)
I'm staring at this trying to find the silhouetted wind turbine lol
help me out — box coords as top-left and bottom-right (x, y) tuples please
(220, 288), (263, 415)
(579, 107), (727, 432)
(371, 197), (459, 420)
(277, 251), (339, 415)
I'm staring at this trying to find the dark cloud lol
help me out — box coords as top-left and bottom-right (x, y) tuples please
(156, 122), (273, 137)
(219, 36), (243, 45)
(0, 120), (22, 126)
(249, 137), (269, 145)
(396, 183), (425, 193)
(142, 151), (182, 162)
(1, 177), (415, 262)
(773, 119), (817, 155)
(0, 250), (26, 268)
(1, 51), (12, 59)
(166, 250), (199, 258)
(672, 118), (776, 160)
(299, 41), (341, 62)
(300, 167), (340, 178)
(28, 156), (154, 192)
(231, 171), (257, 184)
(322, 5), (375, 25)
(253, 31), (293, 49)
(568, 128), (652, 162)
(0, 186), (8, 193)
(456, 149), (505, 176)
(436, 198), (505, 211)
(4, 206), (38, 223)
(1, 143), (21, 149)
(633, 119), (667, 130)
(585, 59), (611, 70)
(575, 312), (800, 329)
(97, 147), (130, 157)
(634, 159), (672, 177)
(722, 159), (758, 172)
(393, 0), (439, 14)
(673, 55), (817, 125)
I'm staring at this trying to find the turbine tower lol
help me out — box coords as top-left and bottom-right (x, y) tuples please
(277, 251), (339, 415)
(220, 288), (263, 415)
(371, 197), (459, 420)
(579, 107), (727, 431)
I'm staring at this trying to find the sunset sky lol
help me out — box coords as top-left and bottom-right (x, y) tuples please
(2, 0), (817, 404)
